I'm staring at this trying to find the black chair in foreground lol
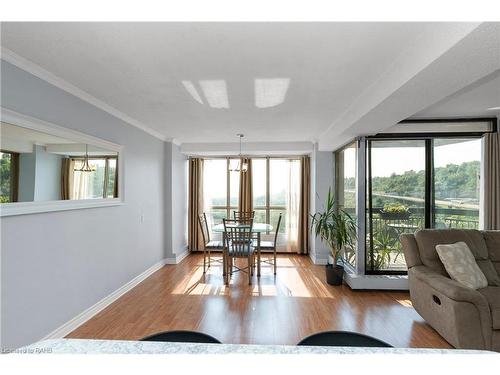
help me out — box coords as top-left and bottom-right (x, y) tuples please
(297, 330), (393, 347)
(141, 330), (222, 343)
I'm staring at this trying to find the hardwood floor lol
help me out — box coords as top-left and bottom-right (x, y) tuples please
(67, 253), (451, 348)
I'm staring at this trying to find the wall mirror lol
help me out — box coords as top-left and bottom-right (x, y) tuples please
(0, 109), (123, 216)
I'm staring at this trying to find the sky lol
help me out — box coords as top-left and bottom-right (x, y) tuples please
(343, 138), (481, 178)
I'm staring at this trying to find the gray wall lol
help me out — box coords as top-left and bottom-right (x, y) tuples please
(1, 60), (168, 349)
(18, 149), (36, 202)
(164, 142), (188, 259)
(171, 144), (188, 256)
(309, 144), (334, 263)
(18, 145), (62, 202)
(33, 145), (62, 201)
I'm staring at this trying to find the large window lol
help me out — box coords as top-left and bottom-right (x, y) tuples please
(72, 156), (117, 200)
(366, 140), (426, 272)
(202, 157), (301, 251)
(366, 137), (482, 273)
(433, 138), (481, 229)
(203, 158), (240, 239)
(253, 158), (300, 252)
(0, 150), (19, 203)
(335, 142), (357, 267)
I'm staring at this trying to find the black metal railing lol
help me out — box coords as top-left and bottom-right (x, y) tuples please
(341, 207), (479, 271)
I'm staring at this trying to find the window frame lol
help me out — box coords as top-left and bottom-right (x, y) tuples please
(334, 141), (358, 268)
(0, 149), (20, 203)
(203, 156), (300, 237)
(253, 157), (300, 234)
(206, 158), (240, 218)
(364, 117), (497, 275)
(71, 155), (118, 199)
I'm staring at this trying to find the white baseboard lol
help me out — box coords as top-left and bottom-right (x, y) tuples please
(344, 272), (409, 290)
(41, 258), (167, 341)
(165, 248), (189, 264)
(308, 251), (328, 265)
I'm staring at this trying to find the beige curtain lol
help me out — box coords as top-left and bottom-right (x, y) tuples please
(297, 156), (310, 254)
(284, 160), (300, 252)
(483, 131), (500, 230)
(238, 157), (253, 213)
(60, 158), (74, 200)
(188, 158), (205, 251)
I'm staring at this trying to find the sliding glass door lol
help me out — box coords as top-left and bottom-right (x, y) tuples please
(366, 140), (426, 273)
(433, 138), (481, 229)
(366, 137), (482, 274)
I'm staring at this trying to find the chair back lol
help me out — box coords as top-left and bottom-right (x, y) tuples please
(273, 213), (283, 245)
(141, 330), (221, 343)
(223, 218), (254, 257)
(233, 210), (255, 222)
(297, 330), (392, 347)
(198, 213), (211, 245)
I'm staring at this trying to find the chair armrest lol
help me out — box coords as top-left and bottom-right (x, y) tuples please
(410, 266), (488, 307)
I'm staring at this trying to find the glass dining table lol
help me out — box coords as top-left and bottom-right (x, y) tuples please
(212, 223), (273, 278)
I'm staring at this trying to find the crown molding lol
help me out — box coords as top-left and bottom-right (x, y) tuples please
(1, 47), (168, 141)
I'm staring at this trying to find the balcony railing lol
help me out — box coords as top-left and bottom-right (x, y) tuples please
(342, 207), (479, 272)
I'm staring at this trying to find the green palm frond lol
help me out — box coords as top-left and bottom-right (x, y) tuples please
(311, 188), (357, 265)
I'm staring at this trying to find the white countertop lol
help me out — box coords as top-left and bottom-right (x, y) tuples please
(13, 339), (494, 354)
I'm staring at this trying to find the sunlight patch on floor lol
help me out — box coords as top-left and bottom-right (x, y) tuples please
(251, 284), (278, 296)
(395, 298), (413, 307)
(170, 256), (338, 298)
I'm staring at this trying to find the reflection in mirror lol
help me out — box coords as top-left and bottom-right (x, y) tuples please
(1, 122), (119, 203)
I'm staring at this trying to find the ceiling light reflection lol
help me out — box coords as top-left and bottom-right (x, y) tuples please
(182, 80), (204, 104)
(199, 80), (230, 109)
(255, 78), (290, 108)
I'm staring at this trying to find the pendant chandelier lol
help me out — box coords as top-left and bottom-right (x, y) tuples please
(74, 144), (96, 172)
(229, 134), (248, 173)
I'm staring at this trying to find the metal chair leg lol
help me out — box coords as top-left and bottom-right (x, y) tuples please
(203, 248), (206, 273)
(274, 248), (277, 275)
(223, 252), (228, 285)
(248, 255), (252, 284)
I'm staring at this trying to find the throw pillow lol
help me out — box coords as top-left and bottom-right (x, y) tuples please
(435, 241), (488, 290)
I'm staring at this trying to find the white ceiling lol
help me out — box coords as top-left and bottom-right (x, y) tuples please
(1, 22), (499, 149)
(412, 70), (500, 118)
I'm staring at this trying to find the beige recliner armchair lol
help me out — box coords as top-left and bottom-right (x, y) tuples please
(401, 229), (500, 351)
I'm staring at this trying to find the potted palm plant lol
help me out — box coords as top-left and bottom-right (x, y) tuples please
(311, 188), (357, 286)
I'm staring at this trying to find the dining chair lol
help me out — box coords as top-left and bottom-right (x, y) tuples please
(259, 213), (282, 275)
(297, 330), (393, 347)
(223, 218), (256, 285)
(198, 213), (223, 273)
(233, 210), (255, 221)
